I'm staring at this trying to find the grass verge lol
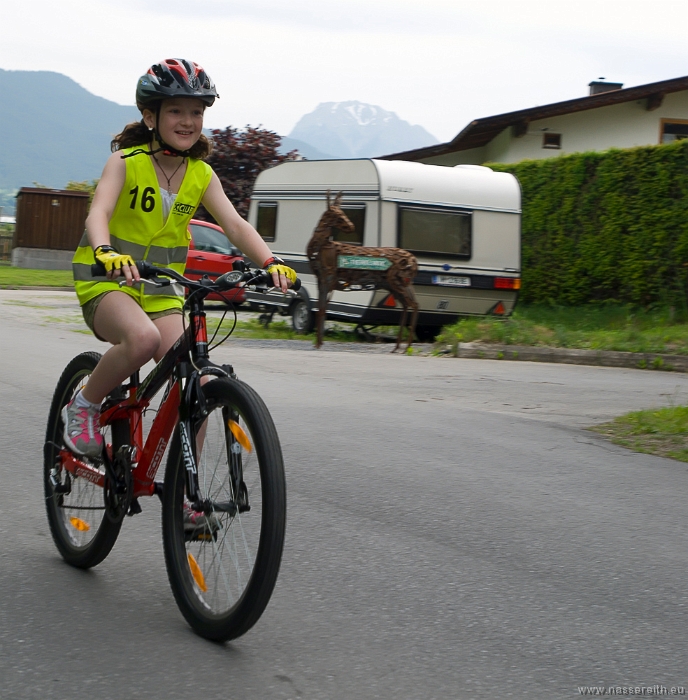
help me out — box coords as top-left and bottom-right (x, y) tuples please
(438, 304), (688, 356)
(206, 315), (368, 343)
(0, 267), (73, 287)
(590, 406), (688, 463)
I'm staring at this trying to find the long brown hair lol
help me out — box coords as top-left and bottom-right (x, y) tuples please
(110, 119), (213, 159)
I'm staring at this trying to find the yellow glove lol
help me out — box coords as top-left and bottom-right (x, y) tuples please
(94, 245), (135, 272)
(263, 256), (297, 284)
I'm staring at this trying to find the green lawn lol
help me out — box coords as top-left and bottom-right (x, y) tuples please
(439, 304), (688, 355)
(590, 406), (688, 463)
(0, 267), (74, 287)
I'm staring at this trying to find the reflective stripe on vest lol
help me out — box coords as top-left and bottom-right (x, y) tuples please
(73, 147), (213, 312)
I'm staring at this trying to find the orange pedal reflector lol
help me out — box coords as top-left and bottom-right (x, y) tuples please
(383, 294), (397, 308)
(69, 517), (90, 532)
(187, 553), (208, 592)
(493, 302), (506, 315)
(228, 420), (252, 452)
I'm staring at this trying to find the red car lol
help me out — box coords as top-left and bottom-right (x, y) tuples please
(186, 219), (246, 303)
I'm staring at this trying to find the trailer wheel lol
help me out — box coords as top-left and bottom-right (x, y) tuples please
(416, 325), (442, 342)
(291, 297), (314, 334)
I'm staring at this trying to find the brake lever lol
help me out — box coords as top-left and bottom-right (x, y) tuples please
(118, 277), (172, 288)
(245, 282), (298, 296)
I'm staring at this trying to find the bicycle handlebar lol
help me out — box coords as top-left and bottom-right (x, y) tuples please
(90, 260), (301, 293)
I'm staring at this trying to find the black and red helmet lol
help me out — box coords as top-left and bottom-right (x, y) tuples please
(136, 58), (218, 110)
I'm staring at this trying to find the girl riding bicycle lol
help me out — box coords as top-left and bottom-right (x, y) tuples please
(65, 58), (296, 460)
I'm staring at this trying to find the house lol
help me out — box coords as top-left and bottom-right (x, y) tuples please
(381, 76), (688, 166)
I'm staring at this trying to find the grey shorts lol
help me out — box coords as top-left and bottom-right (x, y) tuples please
(82, 291), (182, 342)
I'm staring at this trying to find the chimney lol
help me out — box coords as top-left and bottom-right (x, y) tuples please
(588, 79), (623, 96)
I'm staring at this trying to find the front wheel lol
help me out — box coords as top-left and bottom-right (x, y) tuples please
(162, 378), (287, 642)
(44, 352), (127, 568)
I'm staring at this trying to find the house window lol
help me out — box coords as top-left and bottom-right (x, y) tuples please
(333, 204), (365, 245)
(256, 202), (277, 241)
(660, 120), (688, 144)
(398, 205), (472, 258)
(542, 133), (561, 149)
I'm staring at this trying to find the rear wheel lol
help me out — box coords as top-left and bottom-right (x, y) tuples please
(44, 352), (127, 568)
(162, 378), (286, 642)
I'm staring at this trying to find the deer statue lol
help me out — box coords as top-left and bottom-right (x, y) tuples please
(306, 191), (419, 351)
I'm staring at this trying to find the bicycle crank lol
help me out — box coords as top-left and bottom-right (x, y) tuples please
(104, 445), (134, 523)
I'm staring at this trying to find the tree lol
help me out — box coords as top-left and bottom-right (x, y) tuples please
(66, 179), (99, 204)
(198, 126), (299, 221)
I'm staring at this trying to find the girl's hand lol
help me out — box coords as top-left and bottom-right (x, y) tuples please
(106, 261), (141, 286)
(95, 246), (141, 285)
(264, 257), (297, 293)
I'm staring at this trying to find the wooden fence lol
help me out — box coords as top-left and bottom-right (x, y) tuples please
(0, 234), (12, 263)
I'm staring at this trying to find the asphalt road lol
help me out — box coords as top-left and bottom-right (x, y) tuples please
(1, 291), (688, 699)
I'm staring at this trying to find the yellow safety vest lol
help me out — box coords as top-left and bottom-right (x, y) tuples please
(73, 146), (213, 312)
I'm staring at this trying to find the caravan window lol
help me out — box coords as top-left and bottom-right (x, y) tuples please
(256, 202), (278, 241)
(333, 204), (365, 245)
(398, 205), (472, 258)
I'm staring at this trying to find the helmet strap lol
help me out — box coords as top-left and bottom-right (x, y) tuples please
(122, 106), (192, 159)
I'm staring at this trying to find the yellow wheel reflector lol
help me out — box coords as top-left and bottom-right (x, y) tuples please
(69, 517), (90, 532)
(187, 553), (207, 592)
(228, 420), (252, 452)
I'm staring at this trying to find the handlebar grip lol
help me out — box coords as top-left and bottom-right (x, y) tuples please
(90, 260), (155, 278)
(292, 277), (302, 292)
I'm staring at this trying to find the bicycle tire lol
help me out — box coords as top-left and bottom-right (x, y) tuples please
(162, 378), (286, 642)
(44, 352), (127, 568)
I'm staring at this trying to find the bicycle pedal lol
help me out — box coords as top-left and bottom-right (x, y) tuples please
(127, 498), (142, 516)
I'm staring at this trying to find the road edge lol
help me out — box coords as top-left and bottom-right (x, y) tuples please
(444, 342), (688, 372)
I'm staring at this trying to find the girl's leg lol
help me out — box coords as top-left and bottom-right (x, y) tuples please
(81, 292), (163, 404)
(151, 312), (185, 362)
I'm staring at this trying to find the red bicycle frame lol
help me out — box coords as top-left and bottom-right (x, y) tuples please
(58, 301), (218, 502)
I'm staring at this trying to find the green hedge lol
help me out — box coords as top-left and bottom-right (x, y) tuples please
(487, 140), (688, 306)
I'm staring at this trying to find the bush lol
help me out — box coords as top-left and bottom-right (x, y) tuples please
(487, 140), (688, 306)
(198, 126), (299, 220)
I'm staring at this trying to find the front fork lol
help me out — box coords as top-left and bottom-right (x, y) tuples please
(180, 363), (249, 516)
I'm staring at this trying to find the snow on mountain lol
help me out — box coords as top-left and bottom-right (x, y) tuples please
(288, 101), (438, 159)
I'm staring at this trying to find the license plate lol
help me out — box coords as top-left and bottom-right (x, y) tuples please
(432, 275), (470, 287)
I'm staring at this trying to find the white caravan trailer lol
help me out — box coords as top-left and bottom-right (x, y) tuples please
(245, 159), (521, 338)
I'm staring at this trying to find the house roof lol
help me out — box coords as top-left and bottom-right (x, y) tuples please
(381, 75), (688, 161)
(17, 187), (89, 198)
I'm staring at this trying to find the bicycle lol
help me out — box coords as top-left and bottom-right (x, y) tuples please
(44, 261), (298, 642)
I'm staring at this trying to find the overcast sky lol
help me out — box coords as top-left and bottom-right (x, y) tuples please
(2, 0), (687, 143)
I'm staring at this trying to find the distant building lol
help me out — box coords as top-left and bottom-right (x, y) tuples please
(381, 77), (688, 165)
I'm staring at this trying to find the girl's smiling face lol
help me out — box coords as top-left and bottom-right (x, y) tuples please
(144, 98), (205, 152)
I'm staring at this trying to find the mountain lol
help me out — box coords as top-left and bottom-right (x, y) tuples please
(288, 101), (439, 159)
(0, 69), (140, 194)
(0, 71), (439, 215)
(278, 136), (335, 160)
